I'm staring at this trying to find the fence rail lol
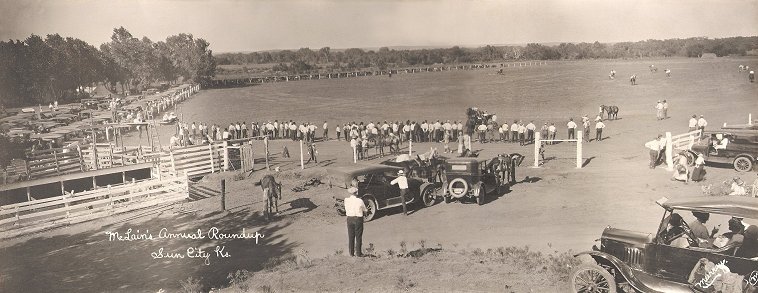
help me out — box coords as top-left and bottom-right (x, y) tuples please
(0, 175), (188, 230)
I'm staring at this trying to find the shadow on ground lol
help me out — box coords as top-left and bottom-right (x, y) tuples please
(0, 209), (297, 292)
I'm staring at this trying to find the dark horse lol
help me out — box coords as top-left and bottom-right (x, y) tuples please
(255, 175), (282, 220)
(487, 153), (525, 184)
(600, 105), (619, 120)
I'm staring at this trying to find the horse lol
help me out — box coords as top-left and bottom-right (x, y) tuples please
(256, 175), (282, 220)
(498, 153), (525, 184)
(630, 75), (637, 86)
(600, 105), (619, 120)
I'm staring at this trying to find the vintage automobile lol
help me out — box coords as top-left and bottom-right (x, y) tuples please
(571, 196), (758, 293)
(442, 157), (507, 205)
(328, 164), (431, 221)
(380, 153), (447, 206)
(684, 129), (758, 172)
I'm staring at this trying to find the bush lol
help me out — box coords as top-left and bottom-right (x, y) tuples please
(179, 277), (203, 293)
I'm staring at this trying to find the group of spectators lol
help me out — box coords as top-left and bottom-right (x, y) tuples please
(168, 120), (327, 149)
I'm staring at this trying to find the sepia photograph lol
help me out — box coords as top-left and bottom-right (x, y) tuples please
(0, 0), (757, 292)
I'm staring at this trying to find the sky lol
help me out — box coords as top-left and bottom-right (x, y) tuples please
(1, 0), (757, 53)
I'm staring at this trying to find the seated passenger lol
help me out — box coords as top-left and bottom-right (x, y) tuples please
(688, 212), (714, 241)
(712, 218), (744, 250)
(714, 136), (729, 150)
(735, 225), (758, 259)
(662, 213), (694, 248)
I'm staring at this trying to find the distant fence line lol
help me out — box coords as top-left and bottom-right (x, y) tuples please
(208, 61), (549, 87)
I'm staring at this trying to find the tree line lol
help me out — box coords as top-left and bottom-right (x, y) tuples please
(215, 36), (758, 75)
(0, 27), (216, 108)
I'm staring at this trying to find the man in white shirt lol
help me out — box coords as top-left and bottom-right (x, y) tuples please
(390, 170), (409, 215)
(510, 121), (519, 143)
(595, 119), (606, 142)
(697, 115), (708, 135)
(526, 121), (536, 144)
(655, 101), (664, 120)
(344, 187), (367, 257)
(645, 135), (663, 169)
(477, 124), (487, 143)
(518, 122), (527, 146)
(688, 115), (698, 132)
(567, 118), (577, 140)
(548, 123), (557, 144)
(323, 121), (328, 140)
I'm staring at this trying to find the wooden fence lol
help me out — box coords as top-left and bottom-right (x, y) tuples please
(0, 175), (188, 231)
(25, 146), (85, 180)
(208, 61), (549, 87)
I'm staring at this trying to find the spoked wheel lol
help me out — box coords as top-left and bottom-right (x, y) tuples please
(733, 156), (753, 172)
(363, 197), (377, 222)
(570, 263), (617, 293)
(421, 187), (437, 207)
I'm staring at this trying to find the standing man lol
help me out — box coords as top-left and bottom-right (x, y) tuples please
(336, 124), (341, 141)
(390, 170), (409, 215)
(306, 142), (318, 164)
(697, 115), (708, 135)
(595, 119), (606, 142)
(645, 135), (663, 169)
(518, 122), (527, 146)
(323, 121), (328, 141)
(567, 118), (577, 140)
(662, 100), (669, 119)
(540, 123), (548, 143)
(344, 187), (367, 257)
(655, 100), (664, 120)
(548, 123), (557, 144)
(688, 115), (698, 132)
(510, 120), (519, 143)
(582, 116), (591, 142)
(526, 121), (536, 144)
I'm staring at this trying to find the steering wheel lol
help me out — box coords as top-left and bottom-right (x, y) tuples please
(666, 220), (700, 247)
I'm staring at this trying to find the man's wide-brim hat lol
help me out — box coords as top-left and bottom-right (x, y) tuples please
(398, 170), (405, 175)
(348, 187), (358, 194)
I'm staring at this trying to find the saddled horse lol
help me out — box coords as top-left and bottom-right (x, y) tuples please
(255, 175), (282, 220)
(488, 153), (525, 185)
(600, 105), (619, 120)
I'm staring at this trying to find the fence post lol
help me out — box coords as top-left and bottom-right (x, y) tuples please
(220, 179), (226, 211)
(575, 131), (583, 168)
(300, 140), (304, 170)
(264, 137), (270, 170)
(353, 145), (357, 163)
(665, 132), (673, 171)
(223, 141), (229, 171)
(208, 144), (215, 173)
(409, 139), (413, 155)
(534, 132), (541, 167)
(750, 113), (753, 125)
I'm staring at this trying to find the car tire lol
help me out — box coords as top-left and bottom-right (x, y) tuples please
(448, 178), (469, 198)
(570, 263), (618, 293)
(420, 184), (436, 207)
(363, 197), (377, 222)
(733, 156), (753, 172)
(683, 151), (696, 166)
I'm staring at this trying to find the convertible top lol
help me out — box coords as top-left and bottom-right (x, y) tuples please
(658, 196), (758, 219)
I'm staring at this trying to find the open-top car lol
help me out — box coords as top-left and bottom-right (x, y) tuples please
(442, 157), (508, 205)
(685, 129), (758, 172)
(571, 196), (758, 293)
(328, 164), (432, 221)
(380, 152), (447, 206)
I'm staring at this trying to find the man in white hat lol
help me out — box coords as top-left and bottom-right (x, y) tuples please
(344, 187), (367, 257)
(390, 170), (409, 215)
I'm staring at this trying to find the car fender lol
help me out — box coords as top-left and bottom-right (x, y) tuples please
(575, 251), (660, 293)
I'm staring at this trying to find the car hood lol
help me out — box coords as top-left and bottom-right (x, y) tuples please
(602, 227), (653, 248)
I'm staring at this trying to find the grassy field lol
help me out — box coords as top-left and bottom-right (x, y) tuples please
(2, 57), (757, 293)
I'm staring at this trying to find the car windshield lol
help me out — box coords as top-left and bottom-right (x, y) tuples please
(657, 209), (757, 258)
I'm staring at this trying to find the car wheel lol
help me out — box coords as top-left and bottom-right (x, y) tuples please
(683, 152), (696, 166)
(421, 185), (436, 207)
(363, 197), (377, 222)
(733, 156), (753, 172)
(570, 263), (617, 293)
(476, 184), (485, 205)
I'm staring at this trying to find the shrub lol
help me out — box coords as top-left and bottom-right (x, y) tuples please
(179, 277), (203, 293)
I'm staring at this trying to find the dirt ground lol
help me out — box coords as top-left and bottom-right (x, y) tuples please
(1, 57), (757, 292)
